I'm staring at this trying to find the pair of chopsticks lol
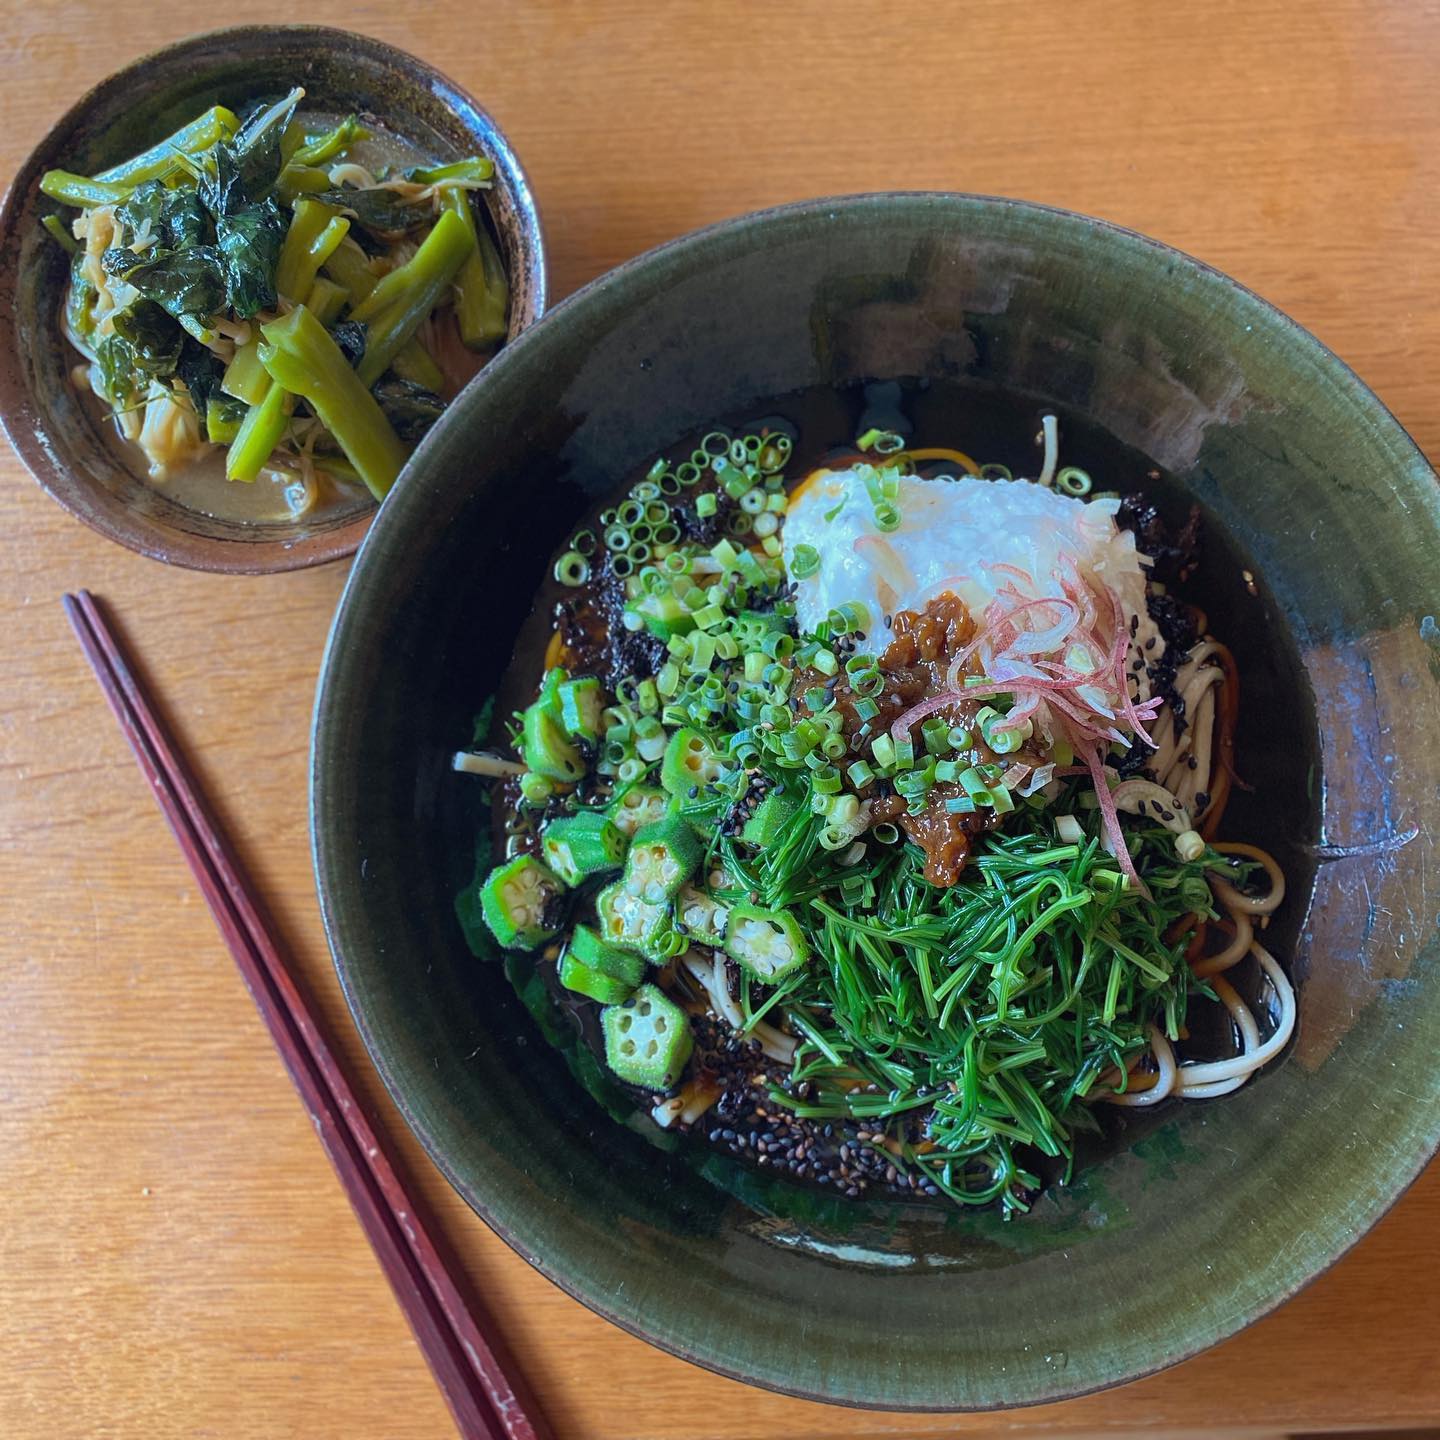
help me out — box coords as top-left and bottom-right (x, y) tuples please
(64, 590), (548, 1440)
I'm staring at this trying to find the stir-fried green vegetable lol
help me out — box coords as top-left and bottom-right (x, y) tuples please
(40, 87), (510, 509)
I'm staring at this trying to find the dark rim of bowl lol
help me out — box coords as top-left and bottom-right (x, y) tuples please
(313, 190), (1440, 1409)
(0, 23), (547, 574)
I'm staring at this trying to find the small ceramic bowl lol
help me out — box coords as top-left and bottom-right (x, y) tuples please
(313, 193), (1440, 1409)
(0, 25), (546, 573)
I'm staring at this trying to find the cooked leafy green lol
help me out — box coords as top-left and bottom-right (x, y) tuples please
(118, 181), (211, 250)
(93, 299), (188, 407)
(176, 337), (227, 417)
(315, 186), (432, 238)
(328, 319), (367, 367)
(372, 376), (446, 444)
(95, 335), (139, 406)
(102, 246), (227, 320)
(112, 299), (184, 375)
(215, 200), (285, 317)
(201, 89), (302, 216)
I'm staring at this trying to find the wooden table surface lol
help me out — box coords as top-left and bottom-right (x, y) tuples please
(4, 3), (1440, 1437)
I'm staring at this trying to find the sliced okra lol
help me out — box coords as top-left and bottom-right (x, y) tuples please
(522, 699), (584, 782)
(723, 902), (810, 982)
(558, 676), (604, 743)
(540, 811), (626, 885)
(660, 727), (726, 798)
(559, 922), (645, 1003)
(608, 784), (669, 837)
(623, 814), (702, 903)
(595, 880), (671, 962)
(601, 983), (694, 1088)
(479, 854), (565, 950)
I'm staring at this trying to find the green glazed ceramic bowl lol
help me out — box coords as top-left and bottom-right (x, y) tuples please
(313, 194), (1440, 1409)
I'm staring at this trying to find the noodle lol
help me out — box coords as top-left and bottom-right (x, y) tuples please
(1104, 1026), (1177, 1107)
(1098, 647), (1293, 1109)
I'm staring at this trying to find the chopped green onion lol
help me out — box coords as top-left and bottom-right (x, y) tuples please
(847, 760), (875, 789)
(1056, 466), (1092, 496)
(921, 717), (951, 755)
(555, 551), (589, 586)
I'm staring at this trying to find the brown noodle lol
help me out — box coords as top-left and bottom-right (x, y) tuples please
(1101, 637), (1294, 1107)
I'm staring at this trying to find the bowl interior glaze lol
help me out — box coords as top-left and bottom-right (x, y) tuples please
(313, 194), (1440, 1409)
(0, 25), (545, 572)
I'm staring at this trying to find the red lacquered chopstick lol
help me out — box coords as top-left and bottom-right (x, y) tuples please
(64, 590), (549, 1440)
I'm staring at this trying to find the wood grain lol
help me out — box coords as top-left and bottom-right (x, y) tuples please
(2, 2), (1438, 1436)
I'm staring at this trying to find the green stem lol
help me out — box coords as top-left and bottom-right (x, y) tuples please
(225, 381), (291, 482)
(390, 339), (445, 392)
(304, 276), (349, 327)
(407, 156), (494, 185)
(275, 163), (332, 203)
(42, 214), (78, 252)
(354, 209), (474, 387)
(93, 105), (239, 186)
(39, 172), (131, 208)
(291, 115), (370, 166)
(320, 238), (378, 305)
(439, 188), (509, 347)
(205, 399), (243, 445)
(221, 340), (270, 407)
(259, 305), (408, 499)
(275, 199), (342, 302)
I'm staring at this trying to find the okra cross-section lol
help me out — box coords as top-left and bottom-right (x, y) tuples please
(660, 727), (727, 798)
(595, 880), (672, 962)
(723, 903), (810, 982)
(479, 854), (565, 950)
(557, 676), (604, 743)
(602, 984), (694, 1089)
(540, 811), (626, 886)
(522, 698), (584, 782)
(623, 814), (702, 903)
(675, 883), (729, 946)
(608, 785), (668, 837)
